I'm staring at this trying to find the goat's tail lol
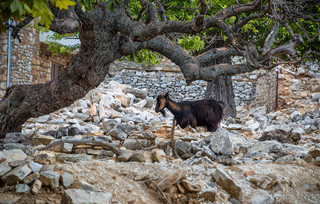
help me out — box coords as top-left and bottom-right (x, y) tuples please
(218, 101), (225, 108)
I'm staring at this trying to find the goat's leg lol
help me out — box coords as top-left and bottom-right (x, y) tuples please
(171, 117), (179, 159)
(207, 125), (218, 132)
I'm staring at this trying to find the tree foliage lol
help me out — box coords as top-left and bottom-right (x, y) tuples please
(0, 0), (76, 31)
(3, 0), (318, 62)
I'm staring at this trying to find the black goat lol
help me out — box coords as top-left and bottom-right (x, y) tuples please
(155, 93), (224, 132)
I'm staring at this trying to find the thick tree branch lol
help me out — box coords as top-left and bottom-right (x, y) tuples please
(144, 31), (302, 84)
(144, 36), (198, 84)
(50, 7), (80, 34)
(155, 0), (166, 21)
(117, 0), (267, 42)
(73, 2), (93, 28)
(146, 1), (159, 23)
(262, 21), (280, 53)
(197, 47), (238, 64)
(231, 13), (265, 31)
(212, 0), (264, 20)
(144, 36), (255, 83)
(193, 63), (256, 81)
(119, 37), (143, 56)
(265, 34), (303, 58)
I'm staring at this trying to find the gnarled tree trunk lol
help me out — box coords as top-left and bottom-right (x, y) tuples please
(0, 5), (118, 138)
(205, 75), (236, 118)
(202, 40), (236, 118)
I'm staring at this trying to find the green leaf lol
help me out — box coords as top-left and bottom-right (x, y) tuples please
(23, 4), (32, 13)
(10, 0), (23, 16)
(108, 1), (115, 11)
(55, 0), (76, 10)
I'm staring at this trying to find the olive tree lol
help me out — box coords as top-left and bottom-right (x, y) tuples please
(0, 0), (319, 137)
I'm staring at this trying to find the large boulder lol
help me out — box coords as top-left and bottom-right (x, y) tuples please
(3, 143), (34, 156)
(210, 128), (234, 156)
(33, 134), (56, 146)
(16, 184), (30, 193)
(248, 190), (274, 204)
(98, 95), (121, 119)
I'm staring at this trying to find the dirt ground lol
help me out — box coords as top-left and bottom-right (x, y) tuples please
(4, 159), (319, 204)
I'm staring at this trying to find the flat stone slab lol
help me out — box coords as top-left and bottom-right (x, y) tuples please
(62, 189), (112, 204)
(56, 154), (93, 163)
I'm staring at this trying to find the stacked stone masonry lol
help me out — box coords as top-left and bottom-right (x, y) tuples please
(0, 22), (49, 95)
(0, 21), (71, 98)
(108, 60), (258, 106)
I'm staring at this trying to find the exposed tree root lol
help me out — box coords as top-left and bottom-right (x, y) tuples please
(37, 137), (121, 156)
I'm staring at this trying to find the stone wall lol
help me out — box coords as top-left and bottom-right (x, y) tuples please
(0, 22), (71, 97)
(0, 22), (48, 97)
(109, 69), (207, 101)
(108, 60), (320, 108)
(278, 65), (320, 111)
(254, 71), (277, 112)
(108, 60), (257, 105)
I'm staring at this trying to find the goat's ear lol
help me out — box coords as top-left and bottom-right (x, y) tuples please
(164, 92), (169, 98)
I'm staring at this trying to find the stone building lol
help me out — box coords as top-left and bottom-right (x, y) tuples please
(0, 21), (73, 97)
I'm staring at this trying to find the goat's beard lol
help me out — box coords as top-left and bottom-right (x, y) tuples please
(160, 109), (166, 117)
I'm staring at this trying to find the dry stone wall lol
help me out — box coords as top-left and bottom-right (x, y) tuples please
(108, 60), (257, 106)
(109, 69), (207, 101)
(108, 60), (320, 107)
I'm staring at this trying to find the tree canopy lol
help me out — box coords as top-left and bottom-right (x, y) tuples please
(2, 0), (319, 62)
(0, 0), (319, 137)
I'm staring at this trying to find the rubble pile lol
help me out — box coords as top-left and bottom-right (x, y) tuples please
(0, 65), (320, 203)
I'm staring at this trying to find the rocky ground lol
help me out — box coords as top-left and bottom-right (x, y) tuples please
(1, 65), (320, 204)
